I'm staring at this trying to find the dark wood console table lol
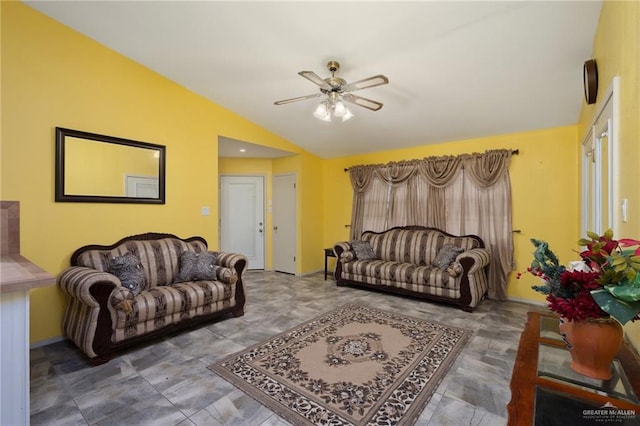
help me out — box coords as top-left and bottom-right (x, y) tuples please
(507, 311), (640, 425)
(324, 248), (336, 280)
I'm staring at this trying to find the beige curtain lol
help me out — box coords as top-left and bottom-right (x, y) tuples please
(349, 165), (376, 239)
(348, 149), (514, 300)
(460, 151), (513, 299)
(412, 155), (462, 229)
(360, 177), (391, 237)
(377, 163), (415, 229)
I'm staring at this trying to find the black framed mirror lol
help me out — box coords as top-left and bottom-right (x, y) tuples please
(55, 127), (166, 204)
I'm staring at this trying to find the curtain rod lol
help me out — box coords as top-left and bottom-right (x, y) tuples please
(344, 149), (520, 172)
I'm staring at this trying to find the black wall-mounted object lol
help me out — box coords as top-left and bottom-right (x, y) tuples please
(583, 59), (598, 105)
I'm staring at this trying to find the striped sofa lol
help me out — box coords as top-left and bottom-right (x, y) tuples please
(333, 226), (490, 311)
(57, 233), (247, 364)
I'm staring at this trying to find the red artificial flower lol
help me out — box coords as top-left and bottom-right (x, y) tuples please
(619, 238), (640, 256)
(559, 270), (600, 292)
(547, 292), (607, 322)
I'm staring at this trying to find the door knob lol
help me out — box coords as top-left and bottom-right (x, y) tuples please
(273, 226), (278, 231)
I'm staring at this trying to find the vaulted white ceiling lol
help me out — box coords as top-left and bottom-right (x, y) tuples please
(26, 1), (602, 159)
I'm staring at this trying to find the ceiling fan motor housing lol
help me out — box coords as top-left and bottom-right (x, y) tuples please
(325, 61), (345, 92)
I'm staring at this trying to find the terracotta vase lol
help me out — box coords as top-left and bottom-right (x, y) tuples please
(558, 316), (623, 380)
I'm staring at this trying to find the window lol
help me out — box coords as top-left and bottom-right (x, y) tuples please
(581, 77), (618, 235)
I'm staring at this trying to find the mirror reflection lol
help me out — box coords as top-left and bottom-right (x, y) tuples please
(55, 127), (166, 204)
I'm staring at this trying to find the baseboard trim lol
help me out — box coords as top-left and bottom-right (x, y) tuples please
(30, 336), (65, 349)
(300, 269), (323, 277)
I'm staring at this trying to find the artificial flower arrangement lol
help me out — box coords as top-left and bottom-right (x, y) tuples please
(518, 229), (640, 325)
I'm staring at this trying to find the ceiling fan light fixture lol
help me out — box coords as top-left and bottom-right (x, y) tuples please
(313, 101), (327, 115)
(319, 112), (332, 122)
(342, 108), (354, 122)
(313, 101), (331, 122)
(333, 99), (347, 117)
(312, 93), (353, 122)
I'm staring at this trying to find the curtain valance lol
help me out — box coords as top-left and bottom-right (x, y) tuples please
(348, 149), (513, 190)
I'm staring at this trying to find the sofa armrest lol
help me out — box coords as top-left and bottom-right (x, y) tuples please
(57, 266), (120, 307)
(332, 242), (353, 282)
(456, 248), (490, 273)
(215, 252), (248, 275)
(57, 266), (121, 360)
(333, 242), (352, 259)
(213, 252), (248, 314)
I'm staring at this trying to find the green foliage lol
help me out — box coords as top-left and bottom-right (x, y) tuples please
(580, 229), (640, 324)
(591, 289), (640, 325)
(528, 238), (568, 297)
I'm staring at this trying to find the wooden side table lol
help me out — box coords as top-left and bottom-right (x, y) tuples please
(507, 311), (640, 425)
(324, 248), (336, 280)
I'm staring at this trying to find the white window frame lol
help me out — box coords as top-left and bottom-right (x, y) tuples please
(580, 77), (619, 236)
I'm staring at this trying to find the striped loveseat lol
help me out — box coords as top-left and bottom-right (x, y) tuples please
(333, 226), (490, 311)
(57, 233), (247, 364)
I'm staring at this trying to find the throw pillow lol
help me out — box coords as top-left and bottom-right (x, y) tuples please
(110, 287), (135, 313)
(350, 240), (376, 261)
(109, 253), (145, 296)
(432, 244), (465, 270)
(340, 250), (355, 263)
(446, 261), (464, 278)
(176, 251), (218, 282)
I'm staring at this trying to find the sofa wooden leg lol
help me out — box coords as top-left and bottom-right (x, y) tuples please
(461, 306), (473, 313)
(232, 309), (244, 318)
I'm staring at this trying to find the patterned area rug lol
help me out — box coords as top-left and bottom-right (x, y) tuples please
(209, 304), (472, 425)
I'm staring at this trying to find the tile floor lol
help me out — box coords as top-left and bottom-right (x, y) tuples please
(30, 271), (545, 425)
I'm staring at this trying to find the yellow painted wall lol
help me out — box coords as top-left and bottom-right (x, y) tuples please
(577, 0), (640, 347)
(1, 2), (311, 343)
(298, 153), (324, 273)
(323, 126), (580, 303)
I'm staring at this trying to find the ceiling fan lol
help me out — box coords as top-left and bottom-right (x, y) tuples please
(274, 60), (389, 121)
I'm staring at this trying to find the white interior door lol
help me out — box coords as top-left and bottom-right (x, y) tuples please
(273, 174), (296, 274)
(125, 175), (159, 197)
(220, 176), (265, 269)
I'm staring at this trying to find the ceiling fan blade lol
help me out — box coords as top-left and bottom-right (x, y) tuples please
(274, 93), (323, 105)
(298, 71), (332, 90)
(343, 75), (389, 92)
(342, 93), (384, 111)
